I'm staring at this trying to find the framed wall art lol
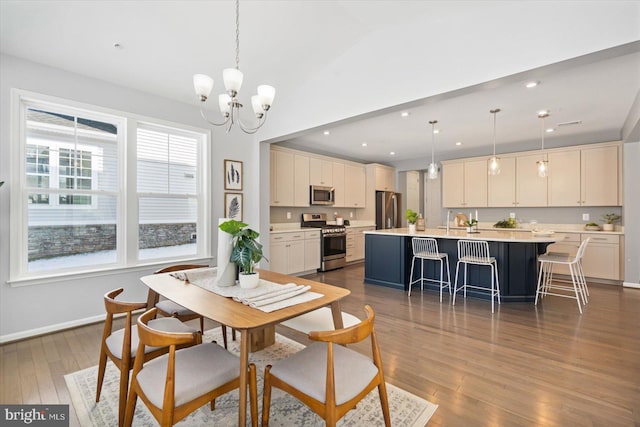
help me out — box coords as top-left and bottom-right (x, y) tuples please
(224, 192), (243, 221)
(224, 159), (243, 191)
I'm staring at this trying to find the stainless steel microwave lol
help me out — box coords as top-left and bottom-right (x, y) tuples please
(310, 185), (335, 205)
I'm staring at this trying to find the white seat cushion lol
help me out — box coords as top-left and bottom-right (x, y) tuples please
(136, 343), (239, 408)
(270, 342), (378, 405)
(459, 255), (496, 265)
(414, 251), (447, 261)
(105, 317), (197, 359)
(155, 300), (196, 317)
(281, 307), (360, 335)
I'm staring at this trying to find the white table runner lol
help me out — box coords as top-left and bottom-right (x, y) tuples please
(171, 267), (323, 313)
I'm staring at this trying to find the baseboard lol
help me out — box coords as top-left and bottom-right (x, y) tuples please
(0, 310), (141, 345)
(623, 281), (640, 289)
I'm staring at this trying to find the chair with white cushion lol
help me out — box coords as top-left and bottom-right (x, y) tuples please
(280, 306), (360, 335)
(124, 308), (258, 427)
(535, 238), (590, 313)
(408, 237), (452, 302)
(96, 288), (199, 427)
(262, 305), (390, 427)
(453, 239), (501, 313)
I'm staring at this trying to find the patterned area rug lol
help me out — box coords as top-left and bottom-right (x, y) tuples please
(65, 328), (437, 426)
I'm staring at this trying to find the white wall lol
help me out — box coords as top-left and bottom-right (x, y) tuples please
(0, 55), (261, 341)
(623, 142), (640, 286)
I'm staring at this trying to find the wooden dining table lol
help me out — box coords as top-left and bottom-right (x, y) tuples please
(140, 268), (351, 427)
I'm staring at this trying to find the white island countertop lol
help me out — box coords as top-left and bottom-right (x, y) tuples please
(364, 227), (558, 243)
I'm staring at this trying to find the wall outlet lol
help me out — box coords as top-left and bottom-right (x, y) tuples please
(509, 212), (516, 219)
(286, 211), (291, 219)
(350, 211), (354, 218)
(582, 213), (590, 221)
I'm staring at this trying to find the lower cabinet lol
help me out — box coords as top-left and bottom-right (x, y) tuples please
(346, 226), (375, 263)
(545, 232), (620, 281)
(270, 230), (319, 275)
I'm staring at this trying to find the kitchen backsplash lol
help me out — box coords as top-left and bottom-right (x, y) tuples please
(270, 207), (362, 224)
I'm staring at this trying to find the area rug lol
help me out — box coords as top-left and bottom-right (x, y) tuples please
(65, 328), (437, 426)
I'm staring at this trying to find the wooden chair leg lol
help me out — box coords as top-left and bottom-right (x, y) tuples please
(118, 365), (130, 427)
(95, 346), (108, 402)
(377, 380), (391, 427)
(123, 382), (137, 427)
(249, 363), (258, 427)
(210, 399), (216, 410)
(221, 325), (228, 349)
(261, 365), (273, 426)
(199, 316), (204, 334)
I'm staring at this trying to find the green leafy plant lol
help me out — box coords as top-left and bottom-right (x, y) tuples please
(601, 213), (621, 224)
(586, 222), (599, 227)
(219, 219), (267, 275)
(464, 218), (478, 227)
(405, 209), (418, 225)
(494, 219), (516, 229)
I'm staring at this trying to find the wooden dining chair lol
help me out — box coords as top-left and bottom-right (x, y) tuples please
(124, 308), (258, 427)
(96, 288), (200, 427)
(152, 264), (235, 348)
(262, 305), (390, 427)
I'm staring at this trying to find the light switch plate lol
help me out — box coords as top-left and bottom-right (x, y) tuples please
(582, 213), (590, 221)
(286, 211), (291, 219)
(509, 212), (516, 219)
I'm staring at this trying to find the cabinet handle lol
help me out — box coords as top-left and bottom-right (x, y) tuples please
(591, 237), (608, 241)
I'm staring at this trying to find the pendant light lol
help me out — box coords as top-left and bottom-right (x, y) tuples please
(488, 108), (501, 175)
(427, 120), (439, 180)
(537, 111), (549, 177)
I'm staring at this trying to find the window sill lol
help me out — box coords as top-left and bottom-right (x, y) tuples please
(7, 256), (214, 287)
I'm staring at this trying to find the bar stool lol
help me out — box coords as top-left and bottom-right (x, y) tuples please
(409, 237), (451, 302)
(453, 240), (500, 313)
(535, 238), (590, 313)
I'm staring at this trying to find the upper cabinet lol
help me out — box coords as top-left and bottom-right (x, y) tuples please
(309, 158), (333, 186)
(270, 147), (368, 208)
(270, 150), (294, 206)
(373, 164), (395, 191)
(344, 163), (366, 207)
(444, 141), (621, 208)
(548, 145), (619, 206)
(442, 159), (487, 207)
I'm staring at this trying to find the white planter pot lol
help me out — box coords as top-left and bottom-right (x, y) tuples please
(238, 272), (260, 289)
(466, 227), (473, 233)
(408, 224), (416, 234)
(602, 223), (614, 231)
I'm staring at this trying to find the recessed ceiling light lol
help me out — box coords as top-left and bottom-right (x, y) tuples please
(323, 130), (330, 135)
(546, 128), (554, 133)
(401, 112), (410, 117)
(526, 81), (539, 88)
(455, 142), (462, 146)
(361, 142), (368, 147)
(390, 151), (395, 156)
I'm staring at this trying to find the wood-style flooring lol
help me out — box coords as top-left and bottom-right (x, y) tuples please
(1, 263), (639, 426)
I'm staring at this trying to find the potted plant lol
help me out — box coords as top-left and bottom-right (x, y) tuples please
(464, 218), (478, 233)
(601, 213), (621, 231)
(405, 209), (418, 234)
(219, 219), (267, 289)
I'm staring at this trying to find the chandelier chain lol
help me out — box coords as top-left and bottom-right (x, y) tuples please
(235, 0), (240, 70)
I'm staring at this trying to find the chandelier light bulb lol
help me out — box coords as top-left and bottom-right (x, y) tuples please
(488, 108), (501, 176)
(427, 163), (439, 180)
(537, 160), (549, 178)
(537, 111), (550, 178)
(428, 120), (439, 180)
(218, 94), (232, 117)
(193, 74), (214, 100)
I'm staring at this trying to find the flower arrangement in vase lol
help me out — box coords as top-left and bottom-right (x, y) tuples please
(464, 218), (478, 233)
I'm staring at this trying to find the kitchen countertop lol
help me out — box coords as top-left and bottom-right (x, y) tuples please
(365, 227), (558, 243)
(270, 221), (375, 234)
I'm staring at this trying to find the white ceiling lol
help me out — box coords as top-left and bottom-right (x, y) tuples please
(1, 1), (639, 165)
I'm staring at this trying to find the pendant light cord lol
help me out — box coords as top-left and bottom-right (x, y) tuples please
(235, 0), (240, 70)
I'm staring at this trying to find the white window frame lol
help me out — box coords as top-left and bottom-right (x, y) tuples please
(9, 90), (211, 285)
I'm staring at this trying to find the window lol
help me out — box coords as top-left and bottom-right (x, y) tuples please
(10, 92), (210, 282)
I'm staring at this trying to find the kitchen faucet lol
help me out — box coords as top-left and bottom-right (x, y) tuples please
(446, 210), (452, 232)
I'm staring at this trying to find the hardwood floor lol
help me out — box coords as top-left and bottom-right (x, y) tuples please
(2, 263), (639, 426)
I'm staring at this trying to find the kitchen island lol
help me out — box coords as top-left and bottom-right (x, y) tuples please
(364, 228), (557, 302)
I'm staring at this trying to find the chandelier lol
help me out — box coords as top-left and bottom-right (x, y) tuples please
(488, 108), (501, 175)
(427, 120), (439, 180)
(193, 0), (275, 134)
(537, 111), (549, 177)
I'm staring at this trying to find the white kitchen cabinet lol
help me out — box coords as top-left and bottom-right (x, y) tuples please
(581, 145), (619, 206)
(332, 162), (345, 207)
(488, 156), (516, 207)
(269, 232), (305, 274)
(548, 149), (581, 206)
(516, 153), (548, 207)
(344, 163), (366, 208)
(270, 150), (294, 206)
(309, 157), (333, 186)
(294, 154), (310, 207)
(374, 164), (395, 191)
(544, 232), (621, 281)
(545, 233), (580, 276)
(442, 159), (487, 207)
(345, 228), (356, 262)
(304, 230), (321, 271)
(345, 226), (374, 262)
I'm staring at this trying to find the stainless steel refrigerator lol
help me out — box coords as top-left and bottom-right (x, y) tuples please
(375, 191), (401, 229)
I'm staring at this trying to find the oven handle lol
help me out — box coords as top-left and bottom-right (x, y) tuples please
(323, 232), (346, 237)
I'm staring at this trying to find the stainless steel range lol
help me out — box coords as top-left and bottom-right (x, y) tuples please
(301, 213), (346, 272)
